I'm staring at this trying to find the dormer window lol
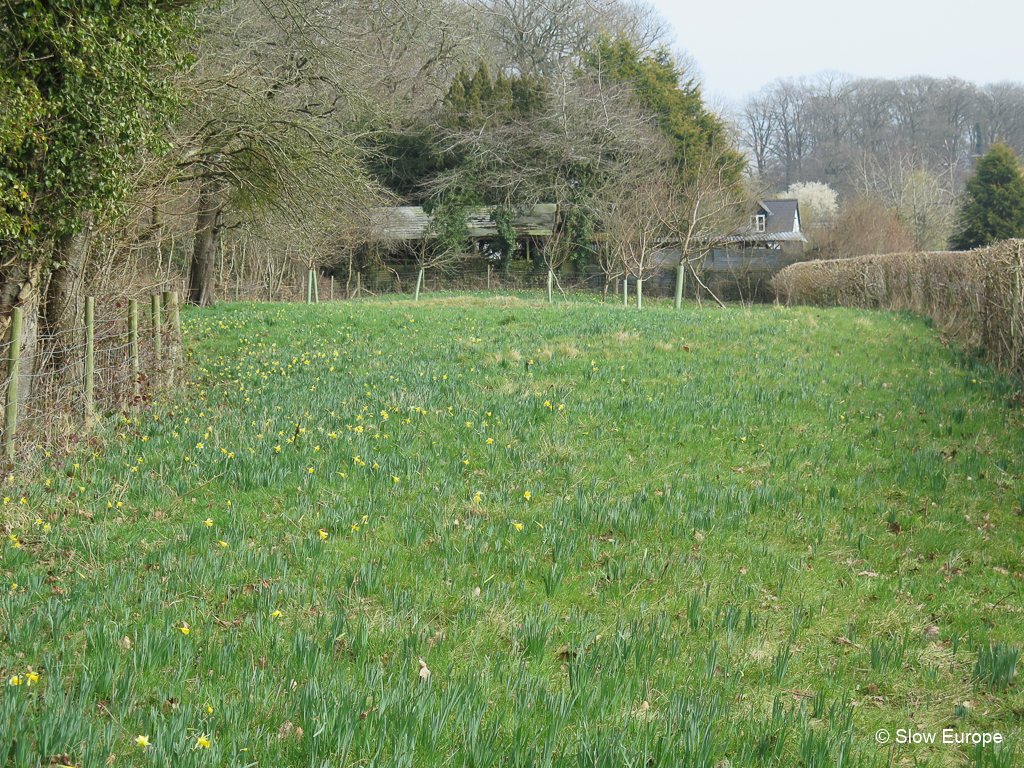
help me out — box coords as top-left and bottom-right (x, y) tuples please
(750, 214), (766, 233)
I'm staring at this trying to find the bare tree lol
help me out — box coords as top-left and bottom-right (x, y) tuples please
(972, 82), (1024, 156)
(173, 0), (389, 306)
(815, 195), (915, 260)
(603, 167), (674, 308)
(426, 69), (666, 300)
(742, 91), (775, 181)
(658, 141), (749, 309)
(471, 0), (668, 78)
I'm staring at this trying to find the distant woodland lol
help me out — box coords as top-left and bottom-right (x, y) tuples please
(738, 75), (1024, 255)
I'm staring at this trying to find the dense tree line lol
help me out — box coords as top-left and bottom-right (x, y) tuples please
(740, 74), (1024, 191)
(1, 0), (746, 422)
(1, 0), (192, 413)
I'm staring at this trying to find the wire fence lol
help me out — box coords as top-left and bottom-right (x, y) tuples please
(219, 259), (781, 305)
(1, 292), (182, 469)
(1, 257), (782, 471)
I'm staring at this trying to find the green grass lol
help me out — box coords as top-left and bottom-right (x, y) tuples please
(2, 292), (1023, 768)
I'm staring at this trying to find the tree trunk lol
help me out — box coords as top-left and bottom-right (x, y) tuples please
(1, 261), (43, 425)
(45, 214), (92, 393)
(187, 182), (222, 307)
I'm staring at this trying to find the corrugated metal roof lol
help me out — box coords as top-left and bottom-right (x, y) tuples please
(371, 205), (556, 241)
(722, 230), (807, 244)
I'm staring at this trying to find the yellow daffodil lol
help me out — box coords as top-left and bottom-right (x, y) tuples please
(318, 529), (328, 540)
(25, 671), (39, 685)
(197, 735), (211, 749)
(8, 675), (22, 686)
(135, 735), (150, 748)
(204, 518), (213, 527)
(523, 491), (532, 501)
(512, 522), (523, 531)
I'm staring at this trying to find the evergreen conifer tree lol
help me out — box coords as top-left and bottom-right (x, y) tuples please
(950, 143), (1024, 250)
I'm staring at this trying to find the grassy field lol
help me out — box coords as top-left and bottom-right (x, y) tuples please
(2, 293), (1023, 768)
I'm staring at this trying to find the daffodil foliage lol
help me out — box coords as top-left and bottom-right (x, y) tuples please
(2, 295), (1024, 767)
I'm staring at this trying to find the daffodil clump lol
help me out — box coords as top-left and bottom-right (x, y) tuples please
(0, 295), (1022, 767)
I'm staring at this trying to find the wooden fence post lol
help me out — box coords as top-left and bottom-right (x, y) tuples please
(84, 297), (94, 424)
(313, 271), (320, 303)
(129, 299), (139, 402)
(170, 292), (181, 373)
(162, 290), (180, 385)
(3, 307), (22, 461)
(152, 293), (163, 372)
(356, 272), (362, 297)
(330, 276), (334, 302)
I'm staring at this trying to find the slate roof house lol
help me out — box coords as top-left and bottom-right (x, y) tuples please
(726, 199), (807, 250)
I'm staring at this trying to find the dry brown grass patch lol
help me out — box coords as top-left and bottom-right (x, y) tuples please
(483, 349), (524, 367)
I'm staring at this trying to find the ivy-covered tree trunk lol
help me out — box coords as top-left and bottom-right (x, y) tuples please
(1, 261), (43, 424)
(188, 183), (223, 307)
(45, 214), (93, 396)
(48, 219), (91, 335)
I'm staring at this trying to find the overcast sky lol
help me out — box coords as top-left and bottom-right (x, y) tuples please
(651, 0), (1024, 106)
